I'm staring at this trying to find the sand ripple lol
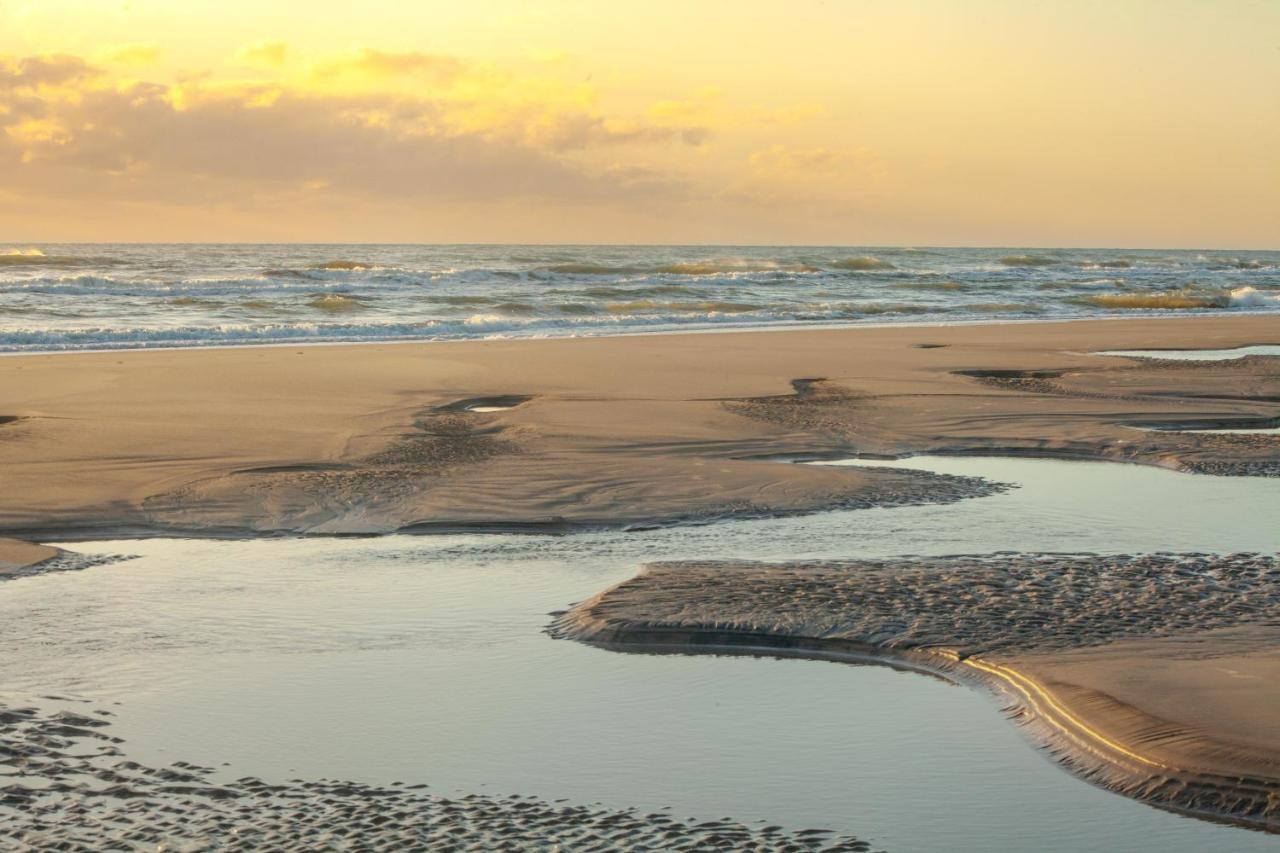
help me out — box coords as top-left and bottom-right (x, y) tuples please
(553, 553), (1280, 657)
(0, 698), (879, 852)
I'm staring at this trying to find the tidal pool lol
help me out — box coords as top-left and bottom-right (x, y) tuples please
(2, 457), (1278, 852)
(1097, 343), (1280, 360)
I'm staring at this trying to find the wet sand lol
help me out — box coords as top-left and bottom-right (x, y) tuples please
(0, 698), (877, 852)
(0, 538), (59, 573)
(551, 554), (1280, 831)
(0, 538), (129, 582)
(0, 315), (1276, 539)
(2, 315), (1278, 843)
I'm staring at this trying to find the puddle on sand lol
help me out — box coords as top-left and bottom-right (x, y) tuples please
(1, 456), (1278, 853)
(1096, 344), (1280, 361)
(1130, 425), (1280, 435)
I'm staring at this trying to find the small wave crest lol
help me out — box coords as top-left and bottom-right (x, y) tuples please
(543, 260), (820, 276)
(832, 256), (895, 271)
(308, 260), (377, 271)
(1081, 290), (1225, 310)
(308, 294), (365, 313)
(0, 249), (117, 267)
(543, 263), (646, 275)
(656, 261), (821, 275)
(999, 255), (1060, 267)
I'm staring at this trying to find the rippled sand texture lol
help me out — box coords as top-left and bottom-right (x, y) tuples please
(0, 316), (1275, 538)
(0, 699), (878, 852)
(552, 554), (1280, 831)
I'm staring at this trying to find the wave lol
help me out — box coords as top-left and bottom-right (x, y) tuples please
(0, 274), (366, 298)
(656, 261), (821, 275)
(832, 256), (895, 271)
(1077, 260), (1133, 270)
(1080, 290), (1225, 310)
(846, 303), (935, 315)
(168, 296), (222, 307)
(429, 295), (497, 306)
(308, 260), (377, 271)
(308, 294), (365, 313)
(1229, 286), (1280, 308)
(542, 263), (646, 275)
(960, 302), (1043, 314)
(262, 268), (318, 279)
(0, 249), (118, 267)
(604, 300), (765, 314)
(999, 255), (1060, 267)
(574, 284), (702, 299)
(892, 280), (964, 291)
(1213, 258), (1275, 271)
(543, 260), (821, 276)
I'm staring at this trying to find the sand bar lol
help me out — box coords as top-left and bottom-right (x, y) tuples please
(0, 315), (1276, 539)
(0, 538), (59, 573)
(551, 554), (1280, 831)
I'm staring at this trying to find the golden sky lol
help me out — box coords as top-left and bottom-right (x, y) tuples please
(1, 0), (1276, 246)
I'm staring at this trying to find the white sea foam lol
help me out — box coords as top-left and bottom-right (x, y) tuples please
(1229, 286), (1280, 308)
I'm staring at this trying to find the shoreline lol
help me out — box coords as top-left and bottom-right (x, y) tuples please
(3, 307), (1278, 359)
(551, 556), (1280, 833)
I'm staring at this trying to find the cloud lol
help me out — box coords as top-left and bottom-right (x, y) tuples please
(0, 53), (101, 89)
(0, 51), (692, 209)
(0, 47), (834, 230)
(234, 40), (290, 68)
(95, 43), (161, 66)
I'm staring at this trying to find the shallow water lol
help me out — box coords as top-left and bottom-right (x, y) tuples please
(1136, 426), (1280, 434)
(2, 457), (1278, 852)
(1, 244), (1278, 352)
(1097, 344), (1280, 360)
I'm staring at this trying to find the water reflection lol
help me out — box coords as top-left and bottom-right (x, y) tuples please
(0, 457), (1276, 852)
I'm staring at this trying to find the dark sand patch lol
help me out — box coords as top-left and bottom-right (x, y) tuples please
(140, 408), (527, 535)
(0, 698), (878, 852)
(552, 554), (1280, 831)
(0, 540), (132, 580)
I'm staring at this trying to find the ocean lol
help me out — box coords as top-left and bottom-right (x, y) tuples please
(1, 243), (1277, 352)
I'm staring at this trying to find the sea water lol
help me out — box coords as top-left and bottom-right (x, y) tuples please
(1, 244), (1277, 352)
(1, 457), (1278, 852)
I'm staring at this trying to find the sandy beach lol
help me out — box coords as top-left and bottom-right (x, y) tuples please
(1, 315), (1275, 540)
(2, 313), (1278, 839)
(551, 554), (1280, 830)
(6, 3), (1277, 846)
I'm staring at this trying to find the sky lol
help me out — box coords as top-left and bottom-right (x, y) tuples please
(0, 0), (1276, 247)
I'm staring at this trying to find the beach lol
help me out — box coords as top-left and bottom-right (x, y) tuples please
(1, 314), (1275, 539)
(2, 313), (1278, 844)
(552, 554), (1280, 829)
